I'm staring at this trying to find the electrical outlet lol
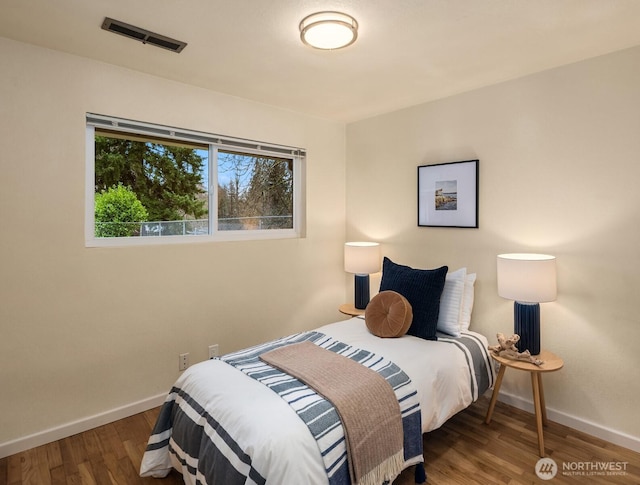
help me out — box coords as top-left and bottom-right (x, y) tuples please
(179, 353), (189, 371)
(208, 344), (219, 359)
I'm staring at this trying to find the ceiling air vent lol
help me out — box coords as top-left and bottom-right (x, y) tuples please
(101, 17), (187, 53)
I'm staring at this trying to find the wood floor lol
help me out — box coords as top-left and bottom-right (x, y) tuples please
(2, 396), (639, 484)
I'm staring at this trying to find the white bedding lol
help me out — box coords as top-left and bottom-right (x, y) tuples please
(140, 317), (492, 485)
(318, 318), (490, 433)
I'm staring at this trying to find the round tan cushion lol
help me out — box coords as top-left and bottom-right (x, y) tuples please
(365, 290), (413, 338)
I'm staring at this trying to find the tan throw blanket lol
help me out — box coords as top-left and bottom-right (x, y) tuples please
(260, 341), (404, 485)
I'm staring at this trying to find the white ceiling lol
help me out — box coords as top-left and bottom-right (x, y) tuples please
(3, 0), (640, 122)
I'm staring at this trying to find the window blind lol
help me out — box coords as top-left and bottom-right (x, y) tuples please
(87, 113), (306, 159)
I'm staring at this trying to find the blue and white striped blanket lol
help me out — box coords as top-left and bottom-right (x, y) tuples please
(140, 320), (493, 485)
(221, 331), (423, 485)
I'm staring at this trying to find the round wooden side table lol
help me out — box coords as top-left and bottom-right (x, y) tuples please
(338, 303), (366, 317)
(484, 349), (564, 457)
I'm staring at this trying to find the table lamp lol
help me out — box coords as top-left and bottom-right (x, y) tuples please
(344, 242), (381, 309)
(497, 253), (557, 355)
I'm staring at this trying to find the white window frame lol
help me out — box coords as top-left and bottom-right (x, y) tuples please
(85, 114), (306, 247)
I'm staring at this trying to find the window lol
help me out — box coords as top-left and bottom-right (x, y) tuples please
(86, 114), (305, 246)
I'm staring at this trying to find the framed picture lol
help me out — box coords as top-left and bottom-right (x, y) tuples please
(418, 159), (478, 228)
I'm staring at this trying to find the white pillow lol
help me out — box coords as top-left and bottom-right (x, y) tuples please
(459, 273), (476, 331)
(437, 268), (466, 337)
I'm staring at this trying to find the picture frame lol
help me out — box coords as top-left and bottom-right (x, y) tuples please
(418, 159), (479, 228)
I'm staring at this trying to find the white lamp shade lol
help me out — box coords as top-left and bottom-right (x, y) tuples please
(299, 11), (358, 50)
(344, 242), (380, 275)
(497, 253), (557, 303)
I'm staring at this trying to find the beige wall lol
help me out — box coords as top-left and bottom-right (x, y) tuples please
(0, 38), (346, 445)
(346, 45), (640, 446)
(2, 33), (639, 453)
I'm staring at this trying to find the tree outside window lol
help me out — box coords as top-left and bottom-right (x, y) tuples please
(92, 127), (296, 239)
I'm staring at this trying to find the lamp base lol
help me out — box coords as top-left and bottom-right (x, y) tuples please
(514, 302), (540, 355)
(354, 274), (370, 310)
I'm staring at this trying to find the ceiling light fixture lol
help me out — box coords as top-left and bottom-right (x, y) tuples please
(299, 11), (358, 50)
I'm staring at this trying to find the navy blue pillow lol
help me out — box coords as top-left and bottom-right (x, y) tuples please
(379, 257), (448, 340)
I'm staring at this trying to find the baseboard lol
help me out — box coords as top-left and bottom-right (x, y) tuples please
(3, 391), (638, 459)
(0, 393), (167, 459)
(497, 391), (640, 453)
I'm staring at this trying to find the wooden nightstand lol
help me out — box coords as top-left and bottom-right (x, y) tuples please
(485, 349), (564, 457)
(338, 303), (366, 317)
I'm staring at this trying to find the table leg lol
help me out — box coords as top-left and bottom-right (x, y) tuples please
(485, 364), (506, 424)
(531, 372), (545, 457)
(537, 373), (548, 426)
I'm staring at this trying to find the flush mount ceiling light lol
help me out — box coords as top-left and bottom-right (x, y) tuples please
(299, 11), (358, 50)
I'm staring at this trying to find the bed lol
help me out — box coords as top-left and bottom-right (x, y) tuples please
(140, 260), (494, 485)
